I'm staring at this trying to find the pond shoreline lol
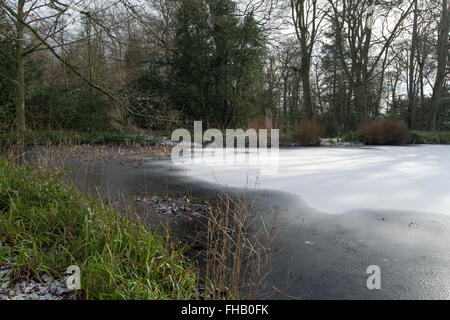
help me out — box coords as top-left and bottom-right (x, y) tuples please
(20, 145), (450, 299)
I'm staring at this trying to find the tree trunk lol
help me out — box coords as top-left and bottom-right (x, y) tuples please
(429, 0), (449, 130)
(345, 86), (353, 130)
(407, 0), (418, 129)
(301, 57), (313, 119)
(291, 0), (318, 121)
(15, 0), (26, 132)
(355, 81), (368, 125)
(283, 75), (288, 118)
(419, 62), (425, 130)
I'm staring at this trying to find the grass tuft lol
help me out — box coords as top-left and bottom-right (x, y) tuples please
(0, 160), (198, 299)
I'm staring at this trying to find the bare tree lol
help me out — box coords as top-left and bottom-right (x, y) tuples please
(407, 0), (419, 129)
(290, 0), (324, 119)
(1, 0), (93, 131)
(14, 0), (25, 132)
(429, 0), (449, 130)
(328, 0), (414, 125)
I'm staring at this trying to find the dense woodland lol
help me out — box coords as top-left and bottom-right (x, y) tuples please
(0, 0), (449, 137)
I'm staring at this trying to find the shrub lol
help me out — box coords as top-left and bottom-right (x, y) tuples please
(27, 88), (112, 132)
(343, 131), (362, 143)
(0, 130), (159, 149)
(297, 120), (324, 146)
(248, 116), (270, 132)
(410, 131), (450, 144)
(248, 116), (276, 145)
(359, 121), (410, 145)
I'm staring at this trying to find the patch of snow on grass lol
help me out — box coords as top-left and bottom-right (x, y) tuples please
(0, 264), (74, 300)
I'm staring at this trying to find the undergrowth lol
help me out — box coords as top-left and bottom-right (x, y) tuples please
(0, 160), (198, 299)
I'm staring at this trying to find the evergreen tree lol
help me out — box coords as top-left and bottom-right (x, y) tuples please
(170, 0), (266, 128)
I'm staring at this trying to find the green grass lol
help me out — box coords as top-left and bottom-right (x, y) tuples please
(0, 130), (159, 149)
(410, 131), (450, 144)
(0, 160), (198, 299)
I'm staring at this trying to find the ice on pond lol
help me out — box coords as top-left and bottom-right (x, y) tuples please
(172, 145), (450, 214)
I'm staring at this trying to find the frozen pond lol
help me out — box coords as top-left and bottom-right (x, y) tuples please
(173, 145), (450, 214)
(40, 145), (450, 299)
